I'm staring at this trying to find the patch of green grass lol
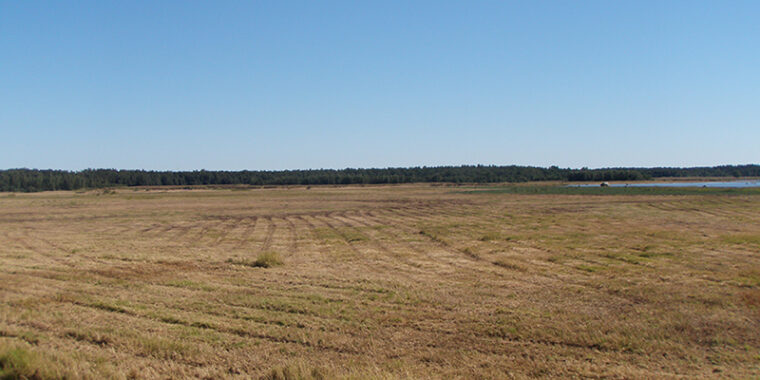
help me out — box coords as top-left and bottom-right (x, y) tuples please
(253, 251), (283, 268)
(164, 279), (216, 291)
(86, 300), (132, 314)
(261, 361), (400, 380)
(418, 227), (451, 244)
(636, 250), (673, 259)
(133, 335), (196, 360)
(228, 251), (283, 268)
(341, 229), (367, 243)
(65, 329), (111, 346)
(313, 228), (342, 242)
(735, 270), (760, 287)
(0, 346), (67, 380)
(478, 232), (501, 242)
(603, 252), (643, 265)
(721, 234), (760, 247)
(460, 185), (760, 196)
(262, 363), (328, 380)
(492, 259), (526, 272)
(0, 348), (31, 379)
(16, 331), (42, 346)
(486, 318), (520, 339)
(576, 264), (604, 273)
(461, 247), (480, 259)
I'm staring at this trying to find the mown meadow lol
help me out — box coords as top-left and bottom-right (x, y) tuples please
(1, 184), (758, 378)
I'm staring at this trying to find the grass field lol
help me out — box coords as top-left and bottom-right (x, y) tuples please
(1, 184), (759, 379)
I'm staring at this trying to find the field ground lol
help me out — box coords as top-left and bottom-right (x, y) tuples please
(1, 184), (759, 379)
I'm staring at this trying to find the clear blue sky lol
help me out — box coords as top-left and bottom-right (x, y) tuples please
(2, 1), (758, 170)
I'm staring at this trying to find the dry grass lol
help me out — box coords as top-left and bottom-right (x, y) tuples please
(1, 184), (759, 378)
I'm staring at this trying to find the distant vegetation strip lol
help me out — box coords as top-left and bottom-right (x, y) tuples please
(1, 165), (759, 192)
(463, 185), (760, 196)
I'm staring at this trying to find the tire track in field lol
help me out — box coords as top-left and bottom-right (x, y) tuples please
(373, 206), (561, 279)
(251, 272), (405, 296)
(700, 199), (759, 219)
(410, 201), (473, 223)
(644, 200), (729, 221)
(378, 212), (545, 281)
(398, 200), (472, 219)
(309, 214), (362, 255)
(101, 220), (141, 236)
(210, 217), (241, 246)
(668, 200), (725, 218)
(165, 222), (194, 240)
(645, 201), (679, 212)
(291, 214), (316, 236)
(142, 290), (367, 339)
(379, 207), (485, 263)
(1, 230), (74, 268)
(364, 208), (640, 298)
(283, 217), (299, 253)
(5, 267), (493, 342)
(144, 222), (174, 238)
(328, 212), (423, 274)
(361, 209), (489, 274)
(23, 229), (87, 267)
(391, 205), (465, 228)
(264, 217), (295, 254)
(153, 219), (205, 240)
(179, 220), (208, 243)
(703, 198), (758, 219)
(639, 201), (695, 218)
(393, 205), (433, 220)
(260, 217), (276, 252)
(221, 217), (255, 247)
(139, 222), (163, 234)
(87, 219), (134, 237)
(308, 211), (394, 271)
(135, 220), (191, 240)
(68, 299), (360, 355)
(233, 217), (259, 250)
(187, 218), (226, 245)
(290, 215), (332, 257)
(334, 211), (427, 273)
(3, 318), (213, 370)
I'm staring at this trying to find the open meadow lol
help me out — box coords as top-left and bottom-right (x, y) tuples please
(1, 184), (759, 379)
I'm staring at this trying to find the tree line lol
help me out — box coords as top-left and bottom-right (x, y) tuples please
(0, 165), (758, 192)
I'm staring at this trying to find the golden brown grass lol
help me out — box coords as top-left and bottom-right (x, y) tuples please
(1, 184), (759, 378)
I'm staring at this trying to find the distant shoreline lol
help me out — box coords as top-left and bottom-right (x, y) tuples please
(2, 165), (759, 192)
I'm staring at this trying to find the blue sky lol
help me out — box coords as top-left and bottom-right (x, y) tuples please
(1, 1), (758, 170)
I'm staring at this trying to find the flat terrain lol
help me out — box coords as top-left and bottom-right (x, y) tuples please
(1, 184), (759, 379)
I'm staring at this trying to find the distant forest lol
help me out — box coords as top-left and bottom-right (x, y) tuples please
(1, 165), (759, 192)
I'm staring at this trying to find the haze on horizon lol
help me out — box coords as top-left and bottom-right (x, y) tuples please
(1, 1), (758, 171)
